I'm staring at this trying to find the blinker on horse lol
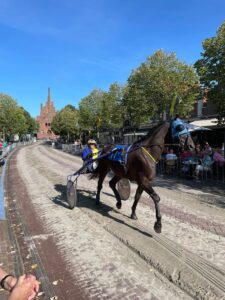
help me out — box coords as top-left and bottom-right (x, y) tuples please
(92, 120), (195, 234)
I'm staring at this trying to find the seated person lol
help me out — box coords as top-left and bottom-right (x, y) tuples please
(180, 149), (198, 175)
(194, 154), (214, 178)
(165, 149), (177, 160)
(213, 151), (225, 167)
(165, 149), (177, 174)
(180, 149), (192, 161)
(202, 141), (213, 156)
(82, 139), (99, 172)
(194, 142), (204, 160)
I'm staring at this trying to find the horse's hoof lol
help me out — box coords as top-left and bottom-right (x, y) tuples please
(116, 201), (122, 209)
(96, 200), (100, 206)
(154, 222), (162, 234)
(131, 213), (138, 220)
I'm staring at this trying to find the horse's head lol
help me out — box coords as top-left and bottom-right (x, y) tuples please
(169, 118), (195, 150)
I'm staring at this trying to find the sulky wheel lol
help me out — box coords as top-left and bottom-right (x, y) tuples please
(66, 180), (77, 209)
(117, 178), (131, 201)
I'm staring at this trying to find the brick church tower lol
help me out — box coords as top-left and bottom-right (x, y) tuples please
(37, 88), (57, 140)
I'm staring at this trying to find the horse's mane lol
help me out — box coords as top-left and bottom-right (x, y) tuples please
(133, 122), (166, 145)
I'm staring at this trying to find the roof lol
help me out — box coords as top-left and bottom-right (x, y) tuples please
(190, 118), (218, 128)
(186, 123), (211, 132)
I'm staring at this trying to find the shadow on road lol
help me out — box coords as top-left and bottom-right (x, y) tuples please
(52, 184), (153, 239)
(52, 183), (70, 209)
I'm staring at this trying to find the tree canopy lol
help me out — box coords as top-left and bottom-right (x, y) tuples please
(79, 89), (105, 131)
(51, 105), (79, 141)
(195, 21), (225, 123)
(21, 108), (39, 134)
(0, 94), (28, 137)
(123, 50), (200, 126)
(78, 83), (125, 131)
(103, 82), (125, 129)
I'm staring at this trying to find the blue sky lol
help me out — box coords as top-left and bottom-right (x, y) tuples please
(0, 0), (225, 117)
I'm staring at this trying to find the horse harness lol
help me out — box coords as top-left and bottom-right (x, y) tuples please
(141, 144), (163, 164)
(124, 143), (162, 171)
(141, 146), (158, 164)
(106, 142), (163, 175)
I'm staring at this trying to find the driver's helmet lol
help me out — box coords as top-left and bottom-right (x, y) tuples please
(88, 139), (97, 145)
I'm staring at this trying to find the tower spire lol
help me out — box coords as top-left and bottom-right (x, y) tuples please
(47, 87), (51, 103)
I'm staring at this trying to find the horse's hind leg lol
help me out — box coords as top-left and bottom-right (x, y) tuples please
(96, 163), (108, 205)
(143, 183), (162, 233)
(109, 175), (122, 209)
(131, 185), (143, 220)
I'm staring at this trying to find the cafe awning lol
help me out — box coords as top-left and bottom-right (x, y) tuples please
(189, 118), (218, 128)
(186, 122), (211, 132)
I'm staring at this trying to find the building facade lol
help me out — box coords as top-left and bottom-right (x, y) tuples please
(37, 88), (57, 140)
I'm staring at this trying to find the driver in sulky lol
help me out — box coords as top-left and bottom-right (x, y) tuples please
(82, 139), (99, 173)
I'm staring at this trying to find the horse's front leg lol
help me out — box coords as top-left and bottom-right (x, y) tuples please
(143, 184), (162, 233)
(131, 185), (143, 220)
(96, 165), (108, 205)
(109, 175), (122, 209)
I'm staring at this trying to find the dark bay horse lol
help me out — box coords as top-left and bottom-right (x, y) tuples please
(92, 121), (195, 233)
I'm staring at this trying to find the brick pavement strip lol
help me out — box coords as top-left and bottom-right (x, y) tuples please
(0, 150), (25, 300)
(4, 149), (89, 300)
(0, 220), (15, 300)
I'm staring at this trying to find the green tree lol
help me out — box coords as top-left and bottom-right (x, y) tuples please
(195, 21), (225, 123)
(102, 82), (125, 129)
(51, 105), (79, 141)
(0, 94), (28, 138)
(21, 108), (39, 134)
(123, 50), (200, 126)
(78, 89), (105, 130)
(78, 85), (125, 131)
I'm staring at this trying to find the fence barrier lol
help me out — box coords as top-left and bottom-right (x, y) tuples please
(0, 141), (34, 164)
(60, 144), (83, 156)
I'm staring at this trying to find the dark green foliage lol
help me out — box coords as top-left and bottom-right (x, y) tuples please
(195, 21), (225, 123)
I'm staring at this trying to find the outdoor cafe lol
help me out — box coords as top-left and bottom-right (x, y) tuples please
(157, 122), (225, 182)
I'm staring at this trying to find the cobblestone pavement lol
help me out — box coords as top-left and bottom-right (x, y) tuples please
(144, 198), (225, 237)
(0, 158), (25, 300)
(0, 221), (14, 300)
(3, 143), (225, 299)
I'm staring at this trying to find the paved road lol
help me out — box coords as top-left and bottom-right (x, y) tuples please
(4, 143), (225, 299)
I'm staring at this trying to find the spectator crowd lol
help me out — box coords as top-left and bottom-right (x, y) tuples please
(162, 141), (225, 179)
